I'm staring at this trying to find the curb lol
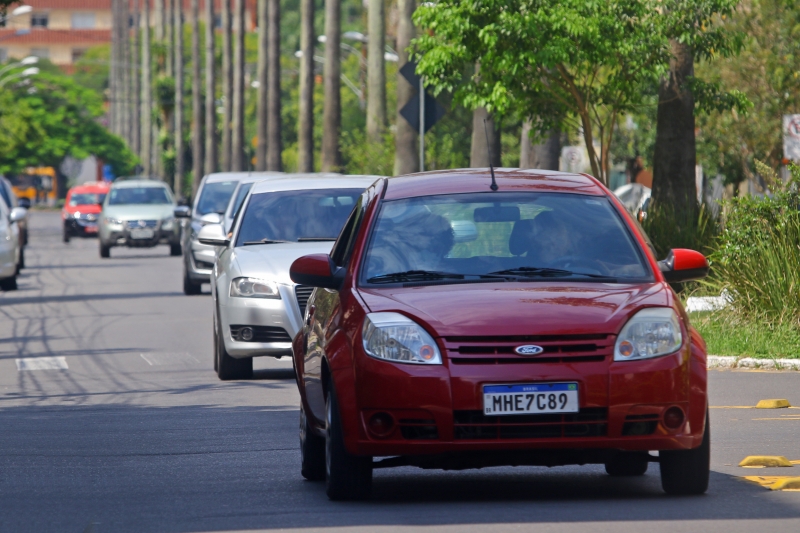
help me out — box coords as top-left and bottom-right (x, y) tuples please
(708, 355), (800, 371)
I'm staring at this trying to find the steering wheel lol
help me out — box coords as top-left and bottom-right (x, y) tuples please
(545, 256), (608, 276)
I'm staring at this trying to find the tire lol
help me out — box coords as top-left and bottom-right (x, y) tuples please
(660, 411), (710, 495)
(170, 243), (182, 256)
(0, 276), (17, 291)
(216, 320), (253, 380)
(183, 272), (202, 295)
(605, 452), (649, 476)
(18, 246), (24, 269)
(300, 404), (326, 481)
(212, 317), (219, 372)
(63, 230), (70, 243)
(99, 242), (111, 258)
(325, 379), (372, 500)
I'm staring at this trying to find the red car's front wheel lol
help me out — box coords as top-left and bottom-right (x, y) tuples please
(660, 410), (710, 495)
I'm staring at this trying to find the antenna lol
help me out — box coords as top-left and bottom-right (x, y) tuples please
(483, 119), (498, 191)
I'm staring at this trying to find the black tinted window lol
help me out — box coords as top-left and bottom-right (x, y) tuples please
(228, 182), (253, 219)
(108, 187), (171, 205)
(196, 180), (238, 215)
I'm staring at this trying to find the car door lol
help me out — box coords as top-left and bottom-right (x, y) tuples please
(303, 196), (366, 423)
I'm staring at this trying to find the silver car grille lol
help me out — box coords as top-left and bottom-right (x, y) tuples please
(125, 220), (158, 229)
(294, 285), (314, 317)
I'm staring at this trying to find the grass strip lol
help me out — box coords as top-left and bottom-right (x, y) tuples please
(690, 311), (800, 359)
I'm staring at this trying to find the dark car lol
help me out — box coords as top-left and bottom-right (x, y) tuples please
(290, 169), (711, 500)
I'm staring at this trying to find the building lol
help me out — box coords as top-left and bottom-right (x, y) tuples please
(0, 1), (254, 68)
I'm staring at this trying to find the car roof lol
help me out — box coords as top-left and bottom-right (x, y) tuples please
(111, 179), (171, 189)
(249, 174), (381, 194)
(233, 171), (288, 185)
(70, 183), (110, 193)
(382, 168), (607, 200)
(201, 172), (265, 184)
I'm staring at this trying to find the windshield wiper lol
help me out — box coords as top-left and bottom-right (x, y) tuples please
(490, 266), (617, 282)
(297, 237), (337, 242)
(367, 270), (511, 284)
(242, 239), (291, 246)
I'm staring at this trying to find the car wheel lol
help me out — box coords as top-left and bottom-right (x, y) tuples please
(99, 242), (111, 258)
(325, 379), (372, 500)
(183, 271), (202, 295)
(0, 276), (18, 291)
(216, 320), (253, 380)
(660, 411), (710, 495)
(63, 230), (70, 243)
(212, 317), (219, 372)
(170, 243), (182, 256)
(18, 246), (25, 269)
(605, 452), (649, 476)
(300, 403), (326, 481)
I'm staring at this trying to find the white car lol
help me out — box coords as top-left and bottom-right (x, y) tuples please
(202, 175), (379, 380)
(0, 197), (26, 291)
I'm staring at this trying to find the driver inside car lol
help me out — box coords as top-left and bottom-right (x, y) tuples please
(512, 211), (578, 266)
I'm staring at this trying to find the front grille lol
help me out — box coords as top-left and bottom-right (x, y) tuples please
(622, 414), (659, 436)
(398, 418), (439, 440)
(295, 285), (314, 317)
(453, 408), (608, 440)
(229, 325), (292, 343)
(444, 334), (614, 365)
(125, 220), (158, 229)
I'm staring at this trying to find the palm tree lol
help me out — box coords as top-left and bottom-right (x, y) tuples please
(173, 0), (184, 195)
(393, 0), (417, 175)
(204, 0), (218, 180)
(266, 0), (282, 171)
(321, 0), (342, 171)
(191, 0), (204, 190)
(132, 0), (141, 156)
(366, 0), (386, 144)
(231, 0), (245, 171)
(297, 0), (315, 172)
(256, 0), (268, 171)
(142, 0), (153, 175)
(221, 0), (233, 170)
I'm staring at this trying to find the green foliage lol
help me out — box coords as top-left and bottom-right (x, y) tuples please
(690, 310), (800, 359)
(73, 45), (110, 94)
(0, 69), (137, 176)
(642, 202), (718, 260)
(341, 130), (395, 176)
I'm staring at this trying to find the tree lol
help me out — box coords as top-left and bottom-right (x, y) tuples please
(221, 0), (233, 170)
(190, 0), (204, 191)
(142, 0), (154, 175)
(393, 0), (418, 175)
(413, 0), (744, 185)
(321, 0), (342, 171)
(256, 0), (268, 171)
(266, 0), (282, 171)
(0, 71), (138, 177)
(204, 0), (218, 181)
(297, 0), (315, 172)
(231, 0), (245, 171)
(366, 0), (387, 144)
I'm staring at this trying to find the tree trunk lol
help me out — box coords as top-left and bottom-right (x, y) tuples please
(652, 39), (698, 218)
(470, 107), (500, 167)
(190, 0), (203, 190)
(366, 0), (386, 144)
(132, 0), (141, 157)
(142, 0), (153, 175)
(256, 0), (268, 171)
(520, 121), (560, 171)
(266, 0), (282, 171)
(231, 0), (245, 171)
(297, 0), (315, 172)
(221, 0), (233, 170)
(393, 0), (417, 176)
(120, 0), (130, 145)
(166, 0), (174, 77)
(204, 0), (218, 182)
(155, 0), (165, 41)
(110, 0), (119, 136)
(321, 0), (342, 172)
(173, 0), (184, 195)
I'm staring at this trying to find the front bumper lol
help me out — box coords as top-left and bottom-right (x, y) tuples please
(219, 284), (308, 358)
(185, 238), (216, 281)
(104, 222), (180, 247)
(65, 217), (99, 236)
(333, 342), (706, 459)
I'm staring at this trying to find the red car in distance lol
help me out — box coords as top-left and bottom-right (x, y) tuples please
(290, 169), (710, 501)
(62, 182), (110, 243)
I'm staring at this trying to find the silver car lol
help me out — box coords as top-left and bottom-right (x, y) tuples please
(98, 179), (181, 258)
(201, 175), (379, 380)
(0, 196), (26, 291)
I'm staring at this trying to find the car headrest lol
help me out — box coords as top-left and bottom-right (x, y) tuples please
(508, 218), (536, 256)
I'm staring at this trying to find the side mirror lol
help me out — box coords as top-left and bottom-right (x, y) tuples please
(17, 198), (31, 209)
(174, 205), (191, 218)
(290, 253), (344, 290)
(200, 212), (223, 225)
(658, 249), (709, 283)
(9, 207), (27, 223)
(197, 223), (229, 246)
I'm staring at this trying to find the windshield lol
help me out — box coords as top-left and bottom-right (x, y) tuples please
(70, 193), (106, 206)
(108, 187), (172, 206)
(235, 188), (361, 246)
(361, 192), (650, 284)
(228, 182), (253, 219)
(196, 180), (238, 215)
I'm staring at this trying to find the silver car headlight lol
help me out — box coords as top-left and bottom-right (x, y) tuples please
(362, 312), (442, 365)
(161, 216), (175, 231)
(614, 308), (682, 362)
(229, 277), (281, 299)
(104, 217), (123, 226)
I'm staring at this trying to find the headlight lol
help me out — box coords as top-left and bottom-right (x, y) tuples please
(104, 217), (123, 225)
(362, 312), (442, 365)
(614, 308), (682, 362)
(229, 277), (281, 299)
(162, 217), (174, 231)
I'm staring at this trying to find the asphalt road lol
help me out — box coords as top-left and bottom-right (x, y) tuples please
(1, 211), (799, 533)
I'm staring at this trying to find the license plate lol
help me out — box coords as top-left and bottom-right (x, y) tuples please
(483, 382), (579, 416)
(130, 228), (154, 239)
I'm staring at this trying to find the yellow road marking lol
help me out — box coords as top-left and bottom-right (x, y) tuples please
(739, 456), (793, 468)
(744, 476), (800, 491)
(756, 399), (792, 409)
(752, 417), (800, 421)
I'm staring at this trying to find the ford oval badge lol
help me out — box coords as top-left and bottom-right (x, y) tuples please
(515, 345), (545, 356)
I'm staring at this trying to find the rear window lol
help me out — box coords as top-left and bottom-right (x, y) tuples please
(235, 188), (361, 246)
(108, 186), (171, 205)
(362, 192), (651, 284)
(196, 180), (238, 215)
(69, 193), (105, 206)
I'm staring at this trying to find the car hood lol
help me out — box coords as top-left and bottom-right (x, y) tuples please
(102, 204), (175, 220)
(230, 242), (335, 285)
(358, 282), (674, 337)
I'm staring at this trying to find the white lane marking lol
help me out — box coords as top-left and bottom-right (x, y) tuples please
(16, 357), (69, 371)
(139, 352), (197, 366)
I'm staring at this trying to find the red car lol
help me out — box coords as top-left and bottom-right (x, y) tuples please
(62, 182), (110, 242)
(290, 169), (710, 500)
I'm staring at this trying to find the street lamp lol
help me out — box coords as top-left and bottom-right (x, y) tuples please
(0, 5), (33, 24)
(0, 66), (39, 89)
